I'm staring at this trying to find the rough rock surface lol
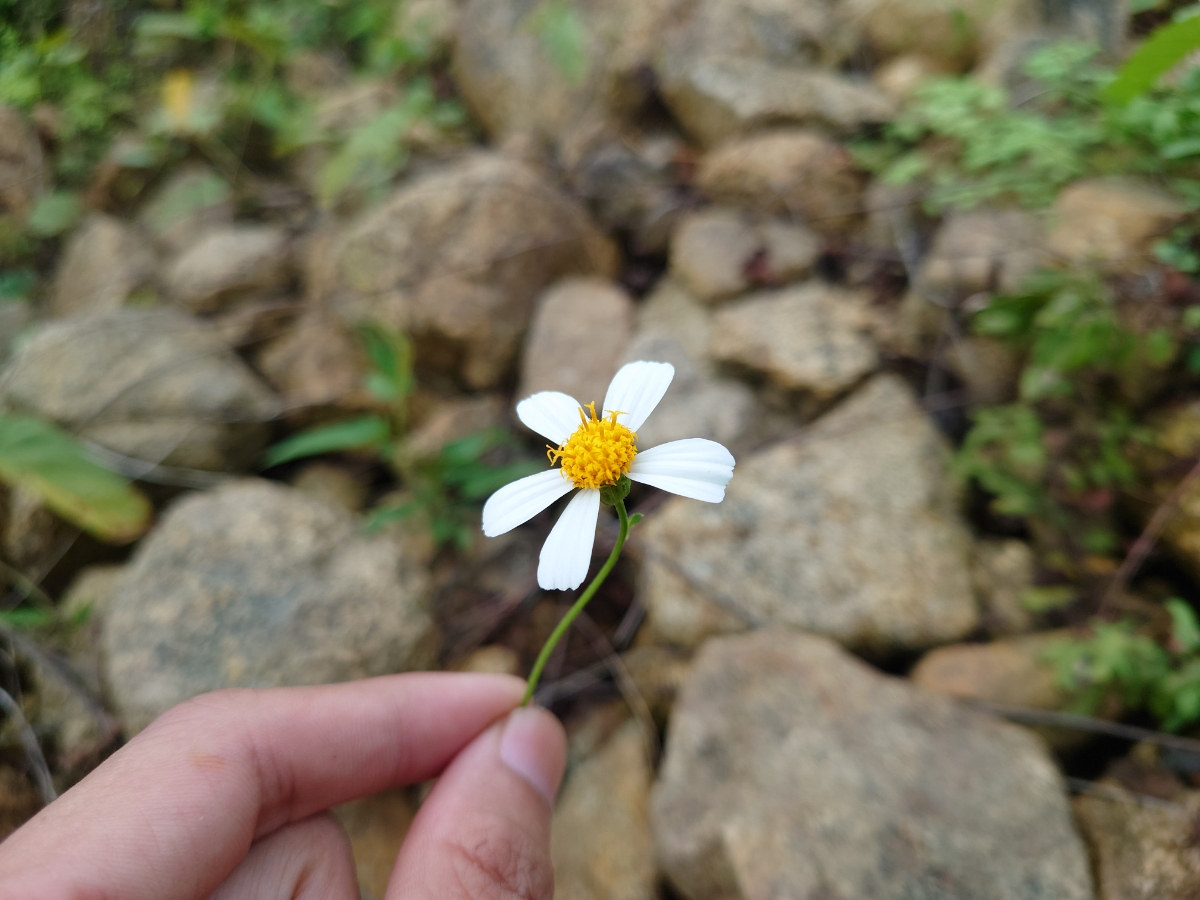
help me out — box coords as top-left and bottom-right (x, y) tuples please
(256, 310), (368, 409)
(709, 283), (878, 398)
(163, 225), (291, 313)
(641, 374), (978, 651)
(652, 629), (1094, 900)
(669, 208), (819, 303)
(0, 105), (46, 219)
(333, 152), (615, 388)
(1073, 786), (1200, 900)
(622, 281), (758, 451)
(519, 278), (634, 405)
(972, 537), (1037, 635)
(655, 0), (894, 146)
(50, 214), (158, 317)
(103, 480), (438, 732)
(137, 165), (233, 254)
(0, 310), (280, 471)
(697, 129), (866, 233)
(553, 721), (656, 900)
(917, 208), (1047, 304)
(1047, 178), (1186, 271)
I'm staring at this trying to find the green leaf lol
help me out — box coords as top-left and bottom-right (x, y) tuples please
(530, 1), (587, 84)
(1167, 598), (1200, 654)
(0, 414), (150, 543)
(26, 190), (82, 237)
(1105, 15), (1200, 103)
(0, 607), (57, 630)
(263, 416), (390, 467)
(357, 322), (414, 405)
(1021, 585), (1077, 612)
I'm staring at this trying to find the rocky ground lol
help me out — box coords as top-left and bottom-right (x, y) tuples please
(2, 0), (1200, 898)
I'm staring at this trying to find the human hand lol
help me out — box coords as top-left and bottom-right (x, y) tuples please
(0, 672), (566, 900)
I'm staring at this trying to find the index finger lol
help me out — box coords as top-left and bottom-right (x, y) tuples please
(0, 672), (525, 900)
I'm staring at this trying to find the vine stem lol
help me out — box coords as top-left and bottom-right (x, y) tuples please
(521, 500), (630, 707)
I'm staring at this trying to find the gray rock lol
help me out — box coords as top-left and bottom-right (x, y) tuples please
(255, 310), (368, 409)
(640, 374), (978, 652)
(102, 479), (438, 732)
(658, 55), (895, 148)
(553, 721), (656, 900)
(917, 208), (1048, 304)
(333, 152), (615, 388)
(623, 281), (759, 452)
(164, 225), (291, 313)
(1073, 785), (1200, 900)
(972, 537), (1037, 635)
(669, 209), (820, 304)
(519, 277), (634, 406)
(653, 629), (1094, 900)
(1047, 178), (1186, 273)
(50, 214), (159, 317)
(0, 310), (280, 471)
(697, 129), (867, 234)
(137, 165), (233, 254)
(709, 283), (878, 399)
(0, 106), (46, 220)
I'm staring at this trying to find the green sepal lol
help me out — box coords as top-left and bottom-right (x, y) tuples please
(627, 512), (644, 527)
(600, 475), (631, 506)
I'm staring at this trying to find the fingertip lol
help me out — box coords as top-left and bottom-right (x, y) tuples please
(498, 706), (567, 806)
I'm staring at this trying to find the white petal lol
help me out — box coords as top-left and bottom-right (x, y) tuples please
(537, 488), (601, 591)
(517, 391), (585, 445)
(628, 438), (735, 503)
(482, 469), (574, 537)
(603, 361), (674, 432)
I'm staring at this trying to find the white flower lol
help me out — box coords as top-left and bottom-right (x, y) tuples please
(482, 361), (736, 591)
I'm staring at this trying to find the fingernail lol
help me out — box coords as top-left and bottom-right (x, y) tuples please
(499, 706), (565, 806)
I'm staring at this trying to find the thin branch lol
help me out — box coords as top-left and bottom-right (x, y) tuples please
(0, 684), (56, 806)
(965, 698), (1200, 754)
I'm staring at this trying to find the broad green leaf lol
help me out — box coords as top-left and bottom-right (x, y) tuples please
(263, 416), (390, 467)
(27, 191), (82, 237)
(1105, 15), (1200, 103)
(0, 414), (150, 542)
(1167, 598), (1200, 655)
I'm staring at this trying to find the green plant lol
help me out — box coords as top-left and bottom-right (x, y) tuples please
(1047, 598), (1200, 731)
(264, 323), (539, 550)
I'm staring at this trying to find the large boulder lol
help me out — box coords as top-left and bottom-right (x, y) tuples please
(696, 129), (866, 234)
(709, 283), (878, 400)
(102, 480), (438, 732)
(552, 721), (656, 900)
(653, 629), (1094, 900)
(332, 152), (615, 388)
(641, 374), (978, 651)
(50, 214), (159, 317)
(0, 310), (280, 471)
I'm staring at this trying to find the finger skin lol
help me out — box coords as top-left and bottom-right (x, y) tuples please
(207, 813), (357, 900)
(387, 705), (566, 900)
(0, 672), (524, 900)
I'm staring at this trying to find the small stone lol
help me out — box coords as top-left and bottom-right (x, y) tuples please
(334, 790), (416, 900)
(972, 538), (1037, 635)
(709, 283), (878, 399)
(917, 208), (1048, 304)
(2, 486), (68, 574)
(669, 209), (761, 303)
(1048, 178), (1186, 272)
(0, 106), (47, 219)
(641, 374), (979, 652)
(256, 311), (368, 409)
(402, 394), (507, 460)
(50, 214), (158, 317)
(621, 644), (692, 723)
(875, 54), (948, 101)
(453, 644), (520, 676)
(289, 462), (368, 512)
(518, 278), (634, 404)
(137, 165), (233, 254)
(164, 225), (291, 313)
(553, 721), (656, 900)
(697, 129), (866, 234)
(757, 219), (821, 283)
(1, 310), (280, 471)
(333, 153), (615, 389)
(102, 480), (439, 732)
(946, 335), (1021, 406)
(653, 628), (1094, 900)
(1073, 785), (1200, 900)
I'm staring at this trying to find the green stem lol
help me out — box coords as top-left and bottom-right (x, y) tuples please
(521, 499), (631, 707)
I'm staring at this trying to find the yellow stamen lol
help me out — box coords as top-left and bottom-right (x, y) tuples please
(547, 402), (637, 490)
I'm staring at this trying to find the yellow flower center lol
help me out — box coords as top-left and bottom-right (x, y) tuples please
(548, 402), (637, 490)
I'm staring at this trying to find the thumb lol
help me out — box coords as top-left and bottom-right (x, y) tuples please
(386, 705), (566, 900)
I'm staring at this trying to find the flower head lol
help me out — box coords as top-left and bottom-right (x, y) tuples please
(483, 361), (736, 590)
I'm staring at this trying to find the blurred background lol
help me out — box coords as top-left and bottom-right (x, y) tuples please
(2, 0), (1200, 896)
